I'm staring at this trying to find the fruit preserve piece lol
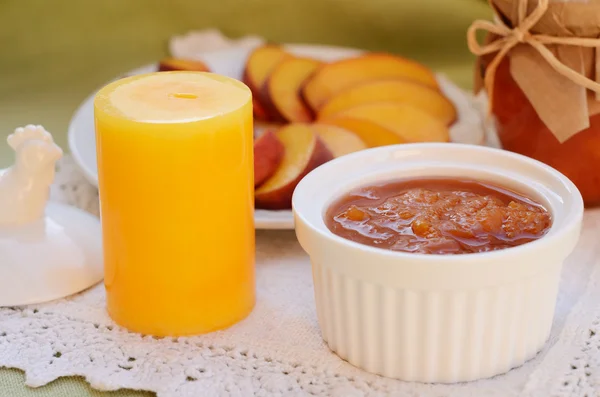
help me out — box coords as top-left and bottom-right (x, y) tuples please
(492, 58), (600, 207)
(325, 178), (551, 255)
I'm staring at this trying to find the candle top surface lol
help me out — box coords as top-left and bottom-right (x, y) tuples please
(94, 72), (251, 123)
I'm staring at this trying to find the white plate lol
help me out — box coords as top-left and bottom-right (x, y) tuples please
(68, 43), (486, 230)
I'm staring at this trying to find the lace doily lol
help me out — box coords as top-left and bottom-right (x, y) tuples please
(0, 156), (599, 397)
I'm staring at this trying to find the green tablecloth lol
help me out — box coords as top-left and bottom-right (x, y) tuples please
(0, 0), (490, 395)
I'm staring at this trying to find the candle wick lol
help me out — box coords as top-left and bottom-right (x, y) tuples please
(170, 93), (198, 100)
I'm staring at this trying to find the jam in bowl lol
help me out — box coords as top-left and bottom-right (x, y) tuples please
(292, 143), (583, 383)
(326, 177), (552, 255)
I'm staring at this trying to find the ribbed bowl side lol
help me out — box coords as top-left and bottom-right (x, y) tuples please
(311, 260), (561, 383)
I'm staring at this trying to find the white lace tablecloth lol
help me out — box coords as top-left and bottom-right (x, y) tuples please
(0, 157), (596, 397)
(2, 30), (600, 397)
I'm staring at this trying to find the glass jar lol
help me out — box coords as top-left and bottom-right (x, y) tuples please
(489, 57), (600, 207)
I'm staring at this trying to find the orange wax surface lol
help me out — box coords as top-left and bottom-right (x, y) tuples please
(94, 72), (255, 336)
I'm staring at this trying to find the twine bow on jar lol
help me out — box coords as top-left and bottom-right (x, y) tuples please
(467, 0), (600, 108)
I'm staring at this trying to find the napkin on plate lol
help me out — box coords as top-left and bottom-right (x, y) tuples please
(169, 28), (264, 58)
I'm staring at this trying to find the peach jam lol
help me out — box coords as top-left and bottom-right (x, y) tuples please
(326, 178), (551, 255)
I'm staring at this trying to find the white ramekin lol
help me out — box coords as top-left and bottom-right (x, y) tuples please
(292, 143), (583, 383)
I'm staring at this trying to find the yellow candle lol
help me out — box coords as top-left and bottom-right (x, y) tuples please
(94, 72), (255, 336)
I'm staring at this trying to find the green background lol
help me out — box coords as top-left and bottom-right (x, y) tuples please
(0, 0), (490, 395)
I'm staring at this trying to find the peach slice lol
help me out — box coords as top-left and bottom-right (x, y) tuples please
(312, 124), (367, 157)
(254, 130), (285, 187)
(252, 99), (269, 121)
(320, 118), (405, 147)
(318, 79), (457, 125)
(254, 121), (284, 139)
(301, 53), (439, 111)
(321, 102), (449, 147)
(264, 57), (322, 122)
(158, 58), (210, 72)
(255, 124), (333, 209)
(242, 45), (290, 121)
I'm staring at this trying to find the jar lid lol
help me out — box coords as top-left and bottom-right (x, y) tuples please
(0, 126), (103, 306)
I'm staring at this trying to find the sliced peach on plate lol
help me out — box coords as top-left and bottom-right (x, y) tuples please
(312, 124), (367, 157)
(254, 130), (285, 187)
(242, 45), (290, 121)
(318, 79), (457, 125)
(243, 45), (289, 91)
(301, 53), (439, 111)
(320, 102), (449, 147)
(158, 58), (210, 72)
(254, 121), (283, 139)
(264, 57), (322, 122)
(252, 99), (269, 121)
(255, 124), (333, 209)
(320, 117), (406, 147)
